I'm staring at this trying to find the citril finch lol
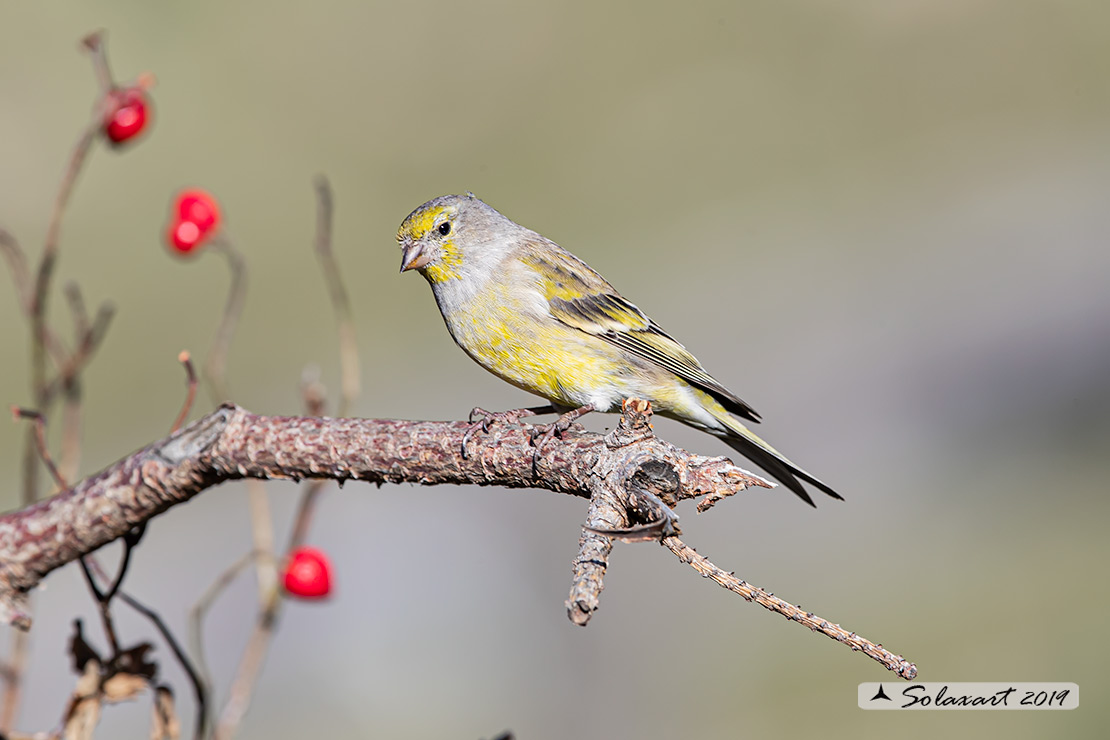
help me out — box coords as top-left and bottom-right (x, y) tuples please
(397, 193), (842, 506)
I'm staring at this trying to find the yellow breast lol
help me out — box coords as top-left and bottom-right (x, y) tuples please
(440, 279), (625, 408)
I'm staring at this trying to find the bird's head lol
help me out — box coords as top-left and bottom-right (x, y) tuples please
(396, 193), (519, 285)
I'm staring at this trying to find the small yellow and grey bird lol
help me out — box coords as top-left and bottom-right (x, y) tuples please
(397, 193), (842, 506)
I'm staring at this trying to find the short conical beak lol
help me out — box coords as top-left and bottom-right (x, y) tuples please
(399, 242), (430, 273)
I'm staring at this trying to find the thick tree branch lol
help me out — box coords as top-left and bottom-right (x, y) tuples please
(0, 401), (917, 678)
(0, 402), (759, 626)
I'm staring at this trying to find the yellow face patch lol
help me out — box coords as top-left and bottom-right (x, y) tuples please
(397, 204), (463, 282)
(398, 204), (450, 243)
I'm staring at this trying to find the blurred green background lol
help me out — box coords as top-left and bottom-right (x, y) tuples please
(2, 1), (1108, 738)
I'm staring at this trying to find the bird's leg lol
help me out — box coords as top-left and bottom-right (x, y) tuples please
(528, 403), (596, 472)
(461, 404), (557, 458)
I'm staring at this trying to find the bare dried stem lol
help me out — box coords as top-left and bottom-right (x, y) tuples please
(200, 231), (278, 598)
(663, 536), (917, 679)
(2, 32), (123, 735)
(188, 549), (272, 721)
(81, 31), (113, 93)
(0, 231), (70, 369)
(0, 230), (32, 316)
(11, 409), (67, 491)
(195, 233), (284, 738)
(39, 303), (115, 405)
(114, 590), (207, 740)
(214, 342), (341, 740)
(170, 352), (198, 434)
(242, 481), (276, 603)
(312, 175), (360, 416)
(63, 283), (89, 339)
(26, 115), (98, 510)
(202, 237), (246, 405)
(33, 116), (99, 402)
(58, 393), (84, 494)
(0, 629), (28, 735)
(76, 558), (121, 656)
(212, 590), (278, 740)
(212, 176), (361, 737)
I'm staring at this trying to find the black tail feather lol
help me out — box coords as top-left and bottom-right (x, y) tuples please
(721, 434), (843, 508)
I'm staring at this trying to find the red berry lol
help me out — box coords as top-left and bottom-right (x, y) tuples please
(283, 547), (333, 600)
(167, 220), (205, 255)
(103, 87), (151, 145)
(175, 189), (221, 234)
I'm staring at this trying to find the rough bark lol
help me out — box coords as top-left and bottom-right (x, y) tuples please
(0, 400), (765, 629)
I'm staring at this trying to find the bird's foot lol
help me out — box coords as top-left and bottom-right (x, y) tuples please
(528, 404), (596, 473)
(461, 404), (556, 459)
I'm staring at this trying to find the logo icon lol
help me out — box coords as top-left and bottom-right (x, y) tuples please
(870, 684), (892, 702)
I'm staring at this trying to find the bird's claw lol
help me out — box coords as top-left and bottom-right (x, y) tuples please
(460, 405), (551, 459)
(526, 404), (595, 474)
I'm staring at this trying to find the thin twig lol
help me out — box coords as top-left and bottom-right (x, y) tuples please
(286, 482), (327, 553)
(170, 352), (198, 434)
(11, 408), (67, 491)
(81, 31), (113, 94)
(243, 480), (276, 603)
(0, 230), (31, 315)
(115, 590), (206, 740)
(57, 283), (91, 485)
(36, 116), (98, 308)
(202, 236), (246, 404)
(58, 386), (84, 487)
(0, 236), (54, 735)
(191, 551), (274, 627)
(199, 232), (283, 737)
(24, 119), (97, 506)
(76, 558), (120, 657)
(63, 282), (90, 340)
(82, 553), (206, 740)
(213, 355), (338, 738)
(0, 230), (70, 368)
(33, 119), (99, 408)
(212, 592), (279, 740)
(201, 233), (277, 599)
(39, 302), (115, 405)
(188, 550), (272, 737)
(663, 536), (917, 679)
(26, 111), (99, 512)
(287, 363), (331, 556)
(0, 630), (29, 735)
(2, 32), (116, 736)
(100, 526), (144, 604)
(312, 176), (360, 416)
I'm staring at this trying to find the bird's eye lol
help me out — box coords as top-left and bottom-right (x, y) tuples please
(437, 222), (451, 236)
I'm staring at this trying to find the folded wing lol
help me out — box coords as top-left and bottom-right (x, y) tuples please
(522, 243), (761, 423)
